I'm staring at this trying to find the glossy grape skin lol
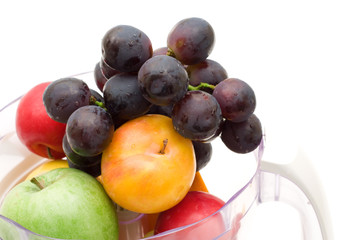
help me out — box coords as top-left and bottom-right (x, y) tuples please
(62, 134), (102, 178)
(43, 78), (91, 123)
(94, 62), (108, 92)
(63, 134), (102, 172)
(67, 158), (101, 178)
(100, 58), (121, 79)
(204, 118), (224, 142)
(212, 78), (256, 123)
(101, 25), (152, 72)
(138, 55), (189, 106)
(193, 141), (212, 172)
(221, 114), (262, 154)
(187, 59), (228, 93)
(172, 90), (223, 141)
(66, 105), (114, 157)
(167, 17), (215, 65)
(147, 104), (173, 117)
(103, 73), (152, 121)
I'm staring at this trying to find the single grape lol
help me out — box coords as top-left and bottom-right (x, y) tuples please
(147, 104), (173, 117)
(43, 78), (91, 123)
(193, 141), (212, 172)
(152, 47), (169, 57)
(212, 78), (256, 122)
(94, 62), (108, 92)
(172, 90), (223, 141)
(221, 114), (263, 154)
(101, 25), (153, 72)
(62, 134), (102, 168)
(66, 105), (114, 157)
(138, 55), (189, 106)
(103, 73), (152, 121)
(187, 59), (228, 93)
(67, 158), (101, 178)
(167, 17), (215, 65)
(99, 58), (121, 79)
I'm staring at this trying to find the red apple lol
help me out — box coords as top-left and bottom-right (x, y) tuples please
(16, 82), (66, 159)
(154, 191), (226, 239)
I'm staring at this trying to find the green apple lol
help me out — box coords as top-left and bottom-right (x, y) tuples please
(0, 168), (118, 239)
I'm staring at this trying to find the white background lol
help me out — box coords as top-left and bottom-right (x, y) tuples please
(1, 0), (361, 239)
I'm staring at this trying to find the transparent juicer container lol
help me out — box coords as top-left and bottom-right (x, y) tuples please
(0, 72), (332, 240)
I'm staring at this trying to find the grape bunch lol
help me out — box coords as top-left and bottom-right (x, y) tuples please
(43, 17), (263, 176)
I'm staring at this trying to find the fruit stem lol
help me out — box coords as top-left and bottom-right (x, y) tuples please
(188, 82), (216, 91)
(166, 48), (176, 58)
(31, 177), (45, 190)
(159, 139), (168, 154)
(46, 147), (54, 159)
(90, 95), (107, 110)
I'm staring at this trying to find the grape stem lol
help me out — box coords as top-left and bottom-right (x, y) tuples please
(90, 96), (107, 110)
(166, 48), (176, 58)
(188, 82), (216, 91)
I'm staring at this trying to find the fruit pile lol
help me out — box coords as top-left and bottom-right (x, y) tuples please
(1, 17), (263, 239)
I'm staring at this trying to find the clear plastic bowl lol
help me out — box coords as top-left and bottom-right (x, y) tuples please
(0, 72), (331, 240)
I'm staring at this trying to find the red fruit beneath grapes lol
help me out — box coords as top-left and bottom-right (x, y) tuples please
(213, 78), (256, 123)
(154, 191), (225, 238)
(221, 114), (263, 154)
(167, 17), (215, 65)
(16, 82), (66, 159)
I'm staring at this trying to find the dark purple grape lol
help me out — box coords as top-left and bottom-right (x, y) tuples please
(187, 59), (228, 93)
(94, 62), (108, 92)
(138, 55), (189, 106)
(100, 58), (122, 79)
(212, 78), (256, 123)
(103, 73), (152, 121)
(147, 104), (173, 117)
(193, 141), (212, 172)
(167, 17), (215, 65)
(90, 89), (105, 105)
(153, 47), (169, 57)
(43, 78), (91, 123)
(172, 90), (223, 141)
(221, 114), (263, 154)
(63, 134), (102, 168)
(101, 25), (152, 72)
(66, 105), (114, 157)
(67, 158), (101, 178)
(204, 118), (224, 142)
